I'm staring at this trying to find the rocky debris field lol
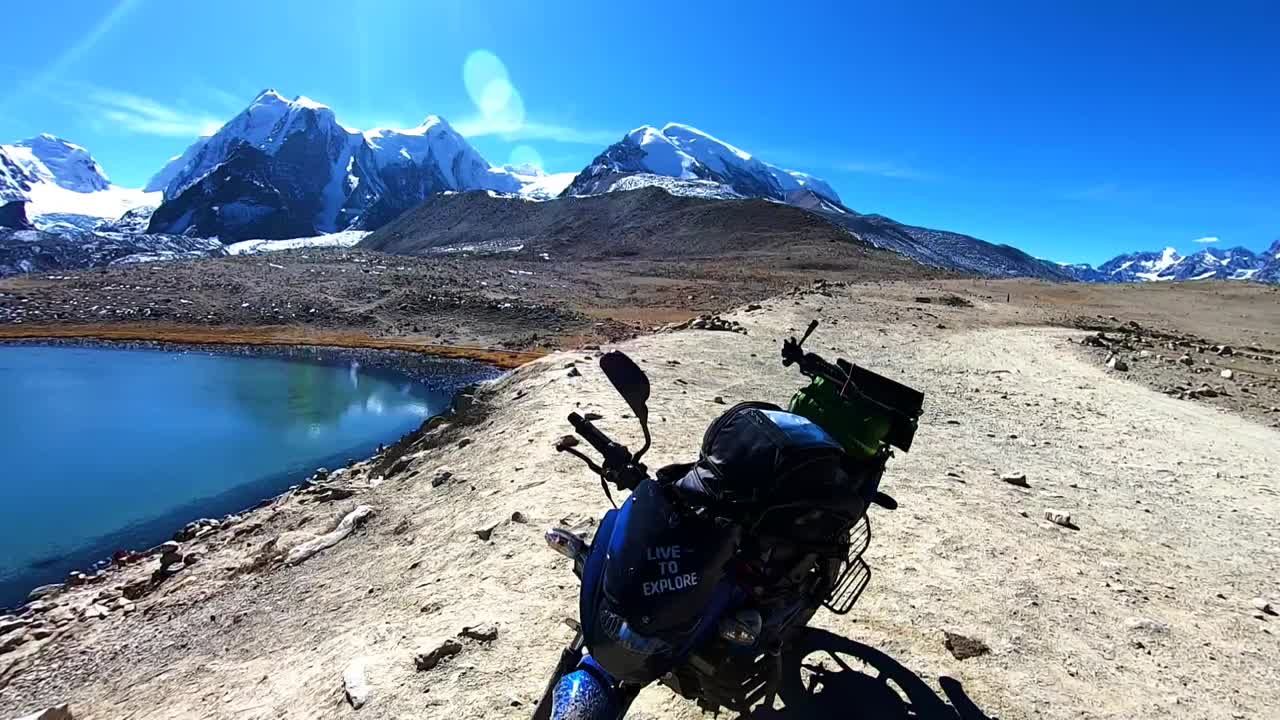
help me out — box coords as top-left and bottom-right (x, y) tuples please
(0, 246), (941, 352)
(1071, 319), (1280, 426)
(2, 279), (1277, 720)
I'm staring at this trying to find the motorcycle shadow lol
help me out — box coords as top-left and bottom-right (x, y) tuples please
(753, 628), (996, 720)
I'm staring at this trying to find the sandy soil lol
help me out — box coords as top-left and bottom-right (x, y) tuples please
(2, 279), (1277, 720)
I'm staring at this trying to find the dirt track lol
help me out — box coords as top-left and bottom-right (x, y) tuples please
(2, 280), (1277, 720)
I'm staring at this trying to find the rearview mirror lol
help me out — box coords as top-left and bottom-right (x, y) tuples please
(599, 351), (650, 424)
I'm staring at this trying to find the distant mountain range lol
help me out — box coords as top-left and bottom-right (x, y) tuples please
(1067, 245), (1280, 283)
(1, 90), (1276, 283)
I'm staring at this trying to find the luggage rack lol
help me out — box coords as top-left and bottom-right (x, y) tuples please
(823, 514), (871, 615)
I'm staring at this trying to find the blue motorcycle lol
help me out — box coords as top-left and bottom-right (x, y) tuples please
(533, 321), (924, 719)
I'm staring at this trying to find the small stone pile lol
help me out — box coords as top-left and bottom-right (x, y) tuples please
(668, 314), (748, 335)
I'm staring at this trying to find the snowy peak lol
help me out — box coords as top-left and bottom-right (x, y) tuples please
(152, 90), (355, 200)
(562, 123), (841, 207)
(4, 134), (111, 192)
(0, 147), (37, 203)
(0, 135), (156, 222)
(1086, 243), (1276, 283)
(145, 91), (538, 239)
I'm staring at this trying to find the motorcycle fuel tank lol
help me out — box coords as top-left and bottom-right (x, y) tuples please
(580, 478), (741, 684)
(605, 478), (739, 634)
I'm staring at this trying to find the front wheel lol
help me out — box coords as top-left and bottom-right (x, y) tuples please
(532, 633), (585, 720)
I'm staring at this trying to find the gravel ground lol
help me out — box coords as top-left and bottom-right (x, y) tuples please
(2, 279), (1277, 720)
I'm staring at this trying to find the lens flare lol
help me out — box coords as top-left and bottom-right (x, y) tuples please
(463, 49), (525, 132)
(507, 144), (543, 171)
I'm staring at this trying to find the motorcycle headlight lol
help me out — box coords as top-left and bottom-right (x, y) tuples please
(597, 606), (672, 656)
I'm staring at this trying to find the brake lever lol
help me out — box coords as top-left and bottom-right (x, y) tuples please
(555, 435), (605, 476)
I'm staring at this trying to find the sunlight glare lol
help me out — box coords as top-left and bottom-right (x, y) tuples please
(507, 144), (543, 171)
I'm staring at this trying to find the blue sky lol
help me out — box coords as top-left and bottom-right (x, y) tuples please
(1, 0), (1276, 265)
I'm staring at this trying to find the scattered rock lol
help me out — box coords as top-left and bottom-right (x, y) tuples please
(159, 542), (184, 567)
(81, 604), (109, 620)
(0, 632), (28, 654)
(343, 657), (373, 709)
(943, 631), (990, 660)
(566, 366), (582, 378)
(308, 485), (356, 503)
(389, 457), (412, 476)
(431, 468), (454, 487)
(414, 638), (464, 671)
(121, 578), (154, 601)
(284, 505), (377, 566)
(27, 584), (62, 602)
(582, 412), (604, 421)
(473, 523), (500, 542)
(457, 437), (473, 449)
(0, 617), (28, 636)
(1125, 617), (1170, 634)
(671, 314), (747, 334)
(1043, 509), (1076, 529)
(1251, 597), (1276, 615)
(511, 511), (529, 524)
(1220, 369), (1234, 380)
(12, 704), (73, 720)
(713, 396), (726, 405)
(1000, 472), (1030, 488)
(459, 623), (499, 642)
(1106, 355), (1129, 372)
(1216, 345), (1234, 356)
(1178, 355), (1194, 366)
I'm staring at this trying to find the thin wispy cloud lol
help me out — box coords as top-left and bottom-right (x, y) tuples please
(0, 0), (145, 113)
(758, 146), (936, 181)
(61, 86), (226, 138)
(1192, 236), (1219, 244)
(453, 116), (621, 146)
(839, 160), (935, 181)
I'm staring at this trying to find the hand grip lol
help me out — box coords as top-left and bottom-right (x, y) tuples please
(568, 412), (613, 456)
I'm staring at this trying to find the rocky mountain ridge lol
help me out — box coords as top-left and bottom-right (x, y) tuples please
(143, 91), (535, 241)
(1067, 243), (1280, 283)
(1, 97), (1275, 284)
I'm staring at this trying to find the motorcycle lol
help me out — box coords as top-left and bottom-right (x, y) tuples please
(532, 320), (925, 719)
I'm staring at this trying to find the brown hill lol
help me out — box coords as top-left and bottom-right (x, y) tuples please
(360, 186), (921, 271)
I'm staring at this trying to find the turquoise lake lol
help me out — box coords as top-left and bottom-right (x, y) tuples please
(0, 345), (497, 608)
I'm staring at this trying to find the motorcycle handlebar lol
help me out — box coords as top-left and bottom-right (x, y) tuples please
(568, 412), (614, 456)
(567, 412), (644, 492)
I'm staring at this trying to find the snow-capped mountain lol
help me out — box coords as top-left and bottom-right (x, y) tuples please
(553, 122), (1079, 279)
(561, 124), (843, 210)
(145, 90), (541, 241)
(502, 164), (576, 201)
(1258, 239), (1280, 283)
(1097, 247), (1184, 282)
(1081, 245), (1275, 283)
(0, 135), (158, 226)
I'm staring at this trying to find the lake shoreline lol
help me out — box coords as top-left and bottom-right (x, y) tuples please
(0, 324), (544, 369)
(0, 335), (508, 387)
(0, 341), (505, 613)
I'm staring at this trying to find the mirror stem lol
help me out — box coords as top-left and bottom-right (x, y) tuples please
(633, 421), (651, 462)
